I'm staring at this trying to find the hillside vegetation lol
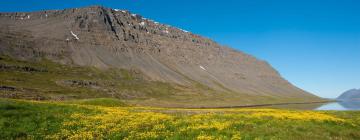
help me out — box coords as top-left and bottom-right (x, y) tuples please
(0, 56), (322, 107)
(0, 98), (359, 139)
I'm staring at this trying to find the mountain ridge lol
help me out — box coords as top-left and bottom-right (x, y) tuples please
(337, 89), (360, 101)
(0, 5), (323, 107)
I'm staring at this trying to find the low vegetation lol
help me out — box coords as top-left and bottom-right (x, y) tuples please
(0, 55), (319, 107)
(0, 55), (181, 101)
(1, 98), (359, 139)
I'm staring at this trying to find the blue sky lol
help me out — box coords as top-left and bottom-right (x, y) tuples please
(1, 0), (359, 98)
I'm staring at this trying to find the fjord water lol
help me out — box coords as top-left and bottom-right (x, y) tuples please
(316, 101), (360, 111)
(263, 101), (360, 110)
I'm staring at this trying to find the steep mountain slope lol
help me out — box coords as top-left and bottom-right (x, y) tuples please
(337, 89), (360, 101)
(0, 6), (322, 107)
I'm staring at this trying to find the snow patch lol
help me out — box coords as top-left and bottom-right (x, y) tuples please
(180, 29), (189, 33)
(70, 31), (79, 40)
(139, 21), (145, 26)
(131, 14), (137, 17)
(114, 9), (127, 13)
(199, 66), (206, 71)
(172, 26), (190, 33)
(27, 15), (30, 19)
(163, 28), (169, 34)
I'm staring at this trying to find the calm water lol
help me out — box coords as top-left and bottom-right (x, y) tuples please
(261, 101), (360, 110)
(315, 101), (360, 111)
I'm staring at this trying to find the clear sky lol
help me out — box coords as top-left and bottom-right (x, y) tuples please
(1, 0), (359, 98)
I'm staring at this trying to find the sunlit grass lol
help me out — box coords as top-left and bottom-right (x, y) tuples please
(1, 98), (359, 139)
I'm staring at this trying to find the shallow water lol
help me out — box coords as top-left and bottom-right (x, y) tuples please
(315, 101), (360, 111)
(259, 101), (360, 110)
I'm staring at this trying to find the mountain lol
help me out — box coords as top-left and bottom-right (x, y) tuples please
(0, 6), (323, 107)
(337, 89), (360, 101)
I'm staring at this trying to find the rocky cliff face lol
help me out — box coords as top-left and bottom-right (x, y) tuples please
(0, 6), (322, 106)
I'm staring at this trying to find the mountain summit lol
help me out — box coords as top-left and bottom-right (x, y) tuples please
(0, 6), (322, 107)
(337, 89), (360, 101)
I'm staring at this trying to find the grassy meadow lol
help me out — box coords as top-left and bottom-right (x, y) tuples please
(1, 98), (360, 140)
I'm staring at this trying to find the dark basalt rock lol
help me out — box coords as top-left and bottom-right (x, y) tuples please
(0, 64), (47, 72)
(0, 86), (16, 91)
(62, 80), (99, 87)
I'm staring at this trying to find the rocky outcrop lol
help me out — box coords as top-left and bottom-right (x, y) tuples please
(0, 63), (47, 72)
(0, 6), (322, 103)
(0, 86), (16, 91)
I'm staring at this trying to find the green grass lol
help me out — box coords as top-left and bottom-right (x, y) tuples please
(0, 99), (97, 139)
(0, 98), (359, 139)
(64, 98), (128, 107)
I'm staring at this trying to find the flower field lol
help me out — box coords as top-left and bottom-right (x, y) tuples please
(1, 98), (360, 139)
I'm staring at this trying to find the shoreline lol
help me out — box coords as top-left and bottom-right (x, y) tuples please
(183, 100), (335, 109)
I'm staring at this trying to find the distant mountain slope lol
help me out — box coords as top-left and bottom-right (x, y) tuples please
(0, 6), (323, 107)
(337, 89), (360, 101)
